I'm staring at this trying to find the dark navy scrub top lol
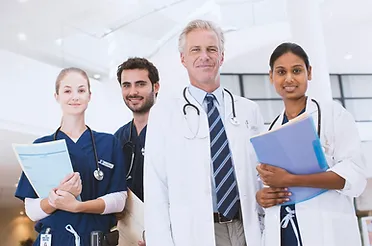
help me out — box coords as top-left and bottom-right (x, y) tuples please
(115, 121), (146, 202)
(15, 129), (127, 246)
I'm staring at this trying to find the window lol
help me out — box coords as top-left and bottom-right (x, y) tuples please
(341, 75), (372, 98)
(221, 73), (372, 123)
(220, 75), (241, 96)
(242, 75), (280, 99)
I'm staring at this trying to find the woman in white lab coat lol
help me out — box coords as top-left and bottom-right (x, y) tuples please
(256, 42), (367, 246)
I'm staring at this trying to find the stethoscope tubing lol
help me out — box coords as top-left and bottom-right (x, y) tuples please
(53, 125), (103, 181)
(268, 98), (321, 137)
(125, 119), (135, 180)
(182, 87), (238, 120)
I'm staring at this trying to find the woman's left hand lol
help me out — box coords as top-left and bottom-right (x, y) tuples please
(257, 164), (293, 188)
(49, 189), (80, 213)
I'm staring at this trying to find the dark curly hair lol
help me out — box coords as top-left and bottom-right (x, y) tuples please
(116, 57), (159, 85)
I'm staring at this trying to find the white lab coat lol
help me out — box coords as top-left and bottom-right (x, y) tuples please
(263, 98), (367, 246)
(144, 88), (264, 246)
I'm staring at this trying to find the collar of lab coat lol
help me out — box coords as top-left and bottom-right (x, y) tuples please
(271, 97), (319, 131)
(181, 86), (238, 139)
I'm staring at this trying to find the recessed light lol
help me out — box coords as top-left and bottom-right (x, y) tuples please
(55, 39), (63, 46)
(344, 54), (353, 60)
(93, 74), (101, 80)
(18, 33), (27, 41)
(20, 211), (24, 215)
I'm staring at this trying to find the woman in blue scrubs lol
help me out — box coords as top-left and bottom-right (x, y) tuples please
(15, 67), (127, 246)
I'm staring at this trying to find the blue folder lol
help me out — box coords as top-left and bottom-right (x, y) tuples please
(250, 114), (328, 205)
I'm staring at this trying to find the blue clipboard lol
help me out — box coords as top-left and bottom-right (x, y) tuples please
(250, 114), (328, 205)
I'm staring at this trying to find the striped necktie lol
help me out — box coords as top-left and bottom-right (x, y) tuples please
(205, 93), (239, 219)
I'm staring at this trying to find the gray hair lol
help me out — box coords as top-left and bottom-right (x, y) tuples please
(178, 19), (225, 53)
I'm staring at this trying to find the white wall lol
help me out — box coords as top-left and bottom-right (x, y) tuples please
(0, 49), (131, 136)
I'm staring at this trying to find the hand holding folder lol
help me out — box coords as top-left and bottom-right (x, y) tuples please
(250, 114), (328, 205)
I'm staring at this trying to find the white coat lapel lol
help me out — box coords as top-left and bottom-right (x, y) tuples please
(271, 97), (318, 131)
(222, 89), (237, 131)
(222, 90), (242, 166)
(305, 97), (320, 135)
(270, 110), (285, 130)
(181, 88), (209, 139)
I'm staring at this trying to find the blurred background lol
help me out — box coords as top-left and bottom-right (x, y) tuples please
(0, 0), (371, 245)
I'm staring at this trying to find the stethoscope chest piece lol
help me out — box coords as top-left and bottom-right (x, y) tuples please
(93, 168), (104, 181)
(54, 125), (105, 181)
(230, 117), (240, 126)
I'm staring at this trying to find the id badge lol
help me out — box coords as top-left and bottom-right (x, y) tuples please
(40, 234), (52, 246)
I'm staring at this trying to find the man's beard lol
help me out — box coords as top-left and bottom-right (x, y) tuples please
(125, 93), (155, 114)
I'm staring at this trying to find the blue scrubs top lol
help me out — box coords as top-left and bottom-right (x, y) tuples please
(15, 129), (127, 246)
(280, 109), (305, 246)
(115, 121), (146, 202)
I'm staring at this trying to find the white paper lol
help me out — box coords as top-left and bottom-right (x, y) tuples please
(13, 139), (75, 198)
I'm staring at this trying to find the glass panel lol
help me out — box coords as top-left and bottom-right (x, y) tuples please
(330, 75), (341, 98)
(344, 99), (372, 121)
(242, 75), (281, 99)
(220, 75), (241, 96)
(341, 75), (372, 97)
(252, 100), (284, 124)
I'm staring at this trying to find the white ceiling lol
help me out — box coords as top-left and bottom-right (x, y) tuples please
(1, 0), (372, 209)
(2, 0), (371, 80)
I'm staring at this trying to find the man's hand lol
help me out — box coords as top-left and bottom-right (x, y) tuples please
(256, 187), (291, 208)
(58, 172), (82, 198)
(257, 164), (293, 188)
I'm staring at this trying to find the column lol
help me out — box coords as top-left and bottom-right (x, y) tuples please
(286, 0), (333, 103)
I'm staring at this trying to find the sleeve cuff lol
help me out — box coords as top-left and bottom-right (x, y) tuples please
(25, 198), (49, 222)
(99, 191), (127, 215)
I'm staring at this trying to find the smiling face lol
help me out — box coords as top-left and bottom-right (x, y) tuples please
(180, 28), (224, 91)
(269, 52), (312, 101)
(120, 69), (159, 114)
(55, 71), (91, 116)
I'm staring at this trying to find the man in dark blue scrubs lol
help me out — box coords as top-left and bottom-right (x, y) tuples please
(114, 57), (160, 202)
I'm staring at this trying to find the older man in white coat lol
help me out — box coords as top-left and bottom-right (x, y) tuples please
(144, 19), (265, 246)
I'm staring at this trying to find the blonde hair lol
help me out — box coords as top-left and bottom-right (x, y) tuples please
(55, 67), (90, 95)
(178, 19), (225, 53)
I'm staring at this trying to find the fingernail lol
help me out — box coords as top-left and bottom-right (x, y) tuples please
(284, 188), (288, 191)
(288, 192), (292, 196)
(286, 198), (290, 201)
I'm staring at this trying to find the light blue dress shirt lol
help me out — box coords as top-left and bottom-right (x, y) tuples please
(188, 85), (225, 212)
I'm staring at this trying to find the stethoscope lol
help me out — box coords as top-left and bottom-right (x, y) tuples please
(268, 98), (321, 137)
(182, 86), (240, 125)
(53, 126), (104, 181)
(122, 119), (135, 181)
